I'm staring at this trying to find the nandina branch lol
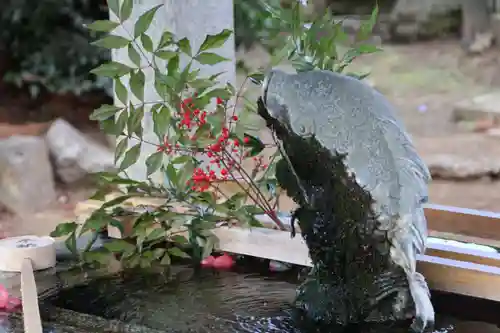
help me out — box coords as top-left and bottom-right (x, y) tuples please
(218, 151), (286, 231)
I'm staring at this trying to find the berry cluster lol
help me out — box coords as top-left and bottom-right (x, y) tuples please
(155, 96), (269, 192)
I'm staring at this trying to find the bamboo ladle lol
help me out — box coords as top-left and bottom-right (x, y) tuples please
(0, 235), (56, 333)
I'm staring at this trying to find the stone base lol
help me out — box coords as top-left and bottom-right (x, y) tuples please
(291, 270), (414, 328)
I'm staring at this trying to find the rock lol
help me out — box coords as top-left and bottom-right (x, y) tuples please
(452, 93), (500, 123)
(415, 134), (500, 180)
(467, 32), (494, 54)
(0, 136), (56, 214)
(389, 0), (462, 41)
(45, 119), (115, 183)
(425, 154), (500, 179)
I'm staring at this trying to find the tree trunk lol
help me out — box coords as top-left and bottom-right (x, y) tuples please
(461, 0), (493, 53)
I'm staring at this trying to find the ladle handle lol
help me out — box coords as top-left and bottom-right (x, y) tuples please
(20, 258), (43, 333)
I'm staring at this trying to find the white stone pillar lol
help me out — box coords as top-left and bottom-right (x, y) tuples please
(111, 0), (236, 183)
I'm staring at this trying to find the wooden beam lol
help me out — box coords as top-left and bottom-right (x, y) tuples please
(424, 204), (500, 242)
(75, 192), (500, 244)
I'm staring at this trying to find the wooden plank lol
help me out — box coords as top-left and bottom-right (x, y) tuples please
(417, 255), (500, 302)
(424, 204), (500, 242)
(75, 192), (500, 243)
(428, 231), (500, 248)
(425, 242), (500, 268)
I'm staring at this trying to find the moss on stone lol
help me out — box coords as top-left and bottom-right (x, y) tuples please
(258, 97), (414, 327)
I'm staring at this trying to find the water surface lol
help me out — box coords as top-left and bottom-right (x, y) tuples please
(41, 264), (500, 333)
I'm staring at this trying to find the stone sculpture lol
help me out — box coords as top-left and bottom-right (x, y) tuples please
(257, 69), (434, 332)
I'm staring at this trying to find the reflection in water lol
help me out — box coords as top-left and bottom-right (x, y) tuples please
(41, 266), (499, 333)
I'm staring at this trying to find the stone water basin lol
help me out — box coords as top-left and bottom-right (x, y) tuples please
(2, 257), (500, 333)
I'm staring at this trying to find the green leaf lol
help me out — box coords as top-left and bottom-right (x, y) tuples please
(167, 55), (180, 75)
(346, 72), (371, 80)
(146, 151), (164, 176)
(92, 35), (130, 49)
(115, 137), (128, 164)
(130, 70), (145, 101)
(89, 188), (107, 201)
(177, 159), (195, 191)
(189, 79), (213, 90)
(177, 38), (192, 56)
(113, 110), (128, 135)
(201, 235), (216, 259)
(158, 31), (174, 49)
(65, 232), (78, 257)
(134, 5), (162, 38)
(200, 87), (232, 101)
(153, 248), (166, 259)
(107, 0), (120, 17)
(81, 217), (108, 235)
(155, 50), (177, 60)
(165, 163), (178, 187)
(50, 222), (78, 238)
(104, 239), (136, 253)
(195, 52), (229, 65)
(119, 143), (141, 170)
(357, 4), (379, 41)
(171, 155), (192, 164)
(242, 134), (265, 157)
(198, 29), (232, 53)
(120, 0), (133, 22)
(90, 104), (122, 121)
(86, 20), (119, 32)
(167, 247), (191, 259)
(160, 253), (171, 265)
(101, 195), (134, 209)
(109, 218), (125, 236)
(115, 79), (128, 105)
(248, 72), (265, 86)
(145, 228), (167, 242)
(234, 106), (265, 137)
(100, 118), (119, 135)
(152, 105), (171, 139)
(175, 61), (191, 92)
(355, 44), (382, 54)
(127, 105), (144, 137)
(90, 62), (132, 78)
(140, 33), (154, 52)
(170, 234), (188, 244)
(128, 44), (142, 67)
(84, 250), (114, 265)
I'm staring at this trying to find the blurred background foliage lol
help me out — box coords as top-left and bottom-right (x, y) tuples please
(0, 0), (112, 98)
(0, 0), (292, 98)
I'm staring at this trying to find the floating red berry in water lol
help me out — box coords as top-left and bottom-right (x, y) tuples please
(0, 285), (19, 311)
(200, 255), (216, 268)
(212, 253), (235, 270)
(0, 285), (9, 308)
